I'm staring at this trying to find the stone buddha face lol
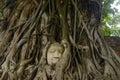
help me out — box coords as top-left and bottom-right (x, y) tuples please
(47, 43), (64, 66)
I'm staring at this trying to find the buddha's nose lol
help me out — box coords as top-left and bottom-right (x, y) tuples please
(54, 51), (61, 58)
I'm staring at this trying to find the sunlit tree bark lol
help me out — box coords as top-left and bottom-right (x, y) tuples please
(0, 0), (120, 80)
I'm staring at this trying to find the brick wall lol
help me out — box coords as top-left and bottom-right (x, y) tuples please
(104, 36), (120, 57)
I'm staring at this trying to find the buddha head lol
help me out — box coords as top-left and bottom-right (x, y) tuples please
(47, 42), (64, 66)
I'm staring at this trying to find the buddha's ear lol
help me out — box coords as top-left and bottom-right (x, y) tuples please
(61, 39), (69, 48)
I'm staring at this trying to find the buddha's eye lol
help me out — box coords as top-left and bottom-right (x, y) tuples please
(58, 49), (63, 53)
(49, 49), (55, 53)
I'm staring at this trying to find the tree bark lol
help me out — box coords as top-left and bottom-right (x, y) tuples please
(0, 0), (120, 80)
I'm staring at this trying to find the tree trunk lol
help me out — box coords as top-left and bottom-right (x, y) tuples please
(0, 0), (120, 80)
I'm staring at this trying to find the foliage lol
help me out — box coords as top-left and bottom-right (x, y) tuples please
(111, 27), (120, 36)
(101, 0), (120, 36)
(109, 14), (120, 26)
(100, 26), (112, 36)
